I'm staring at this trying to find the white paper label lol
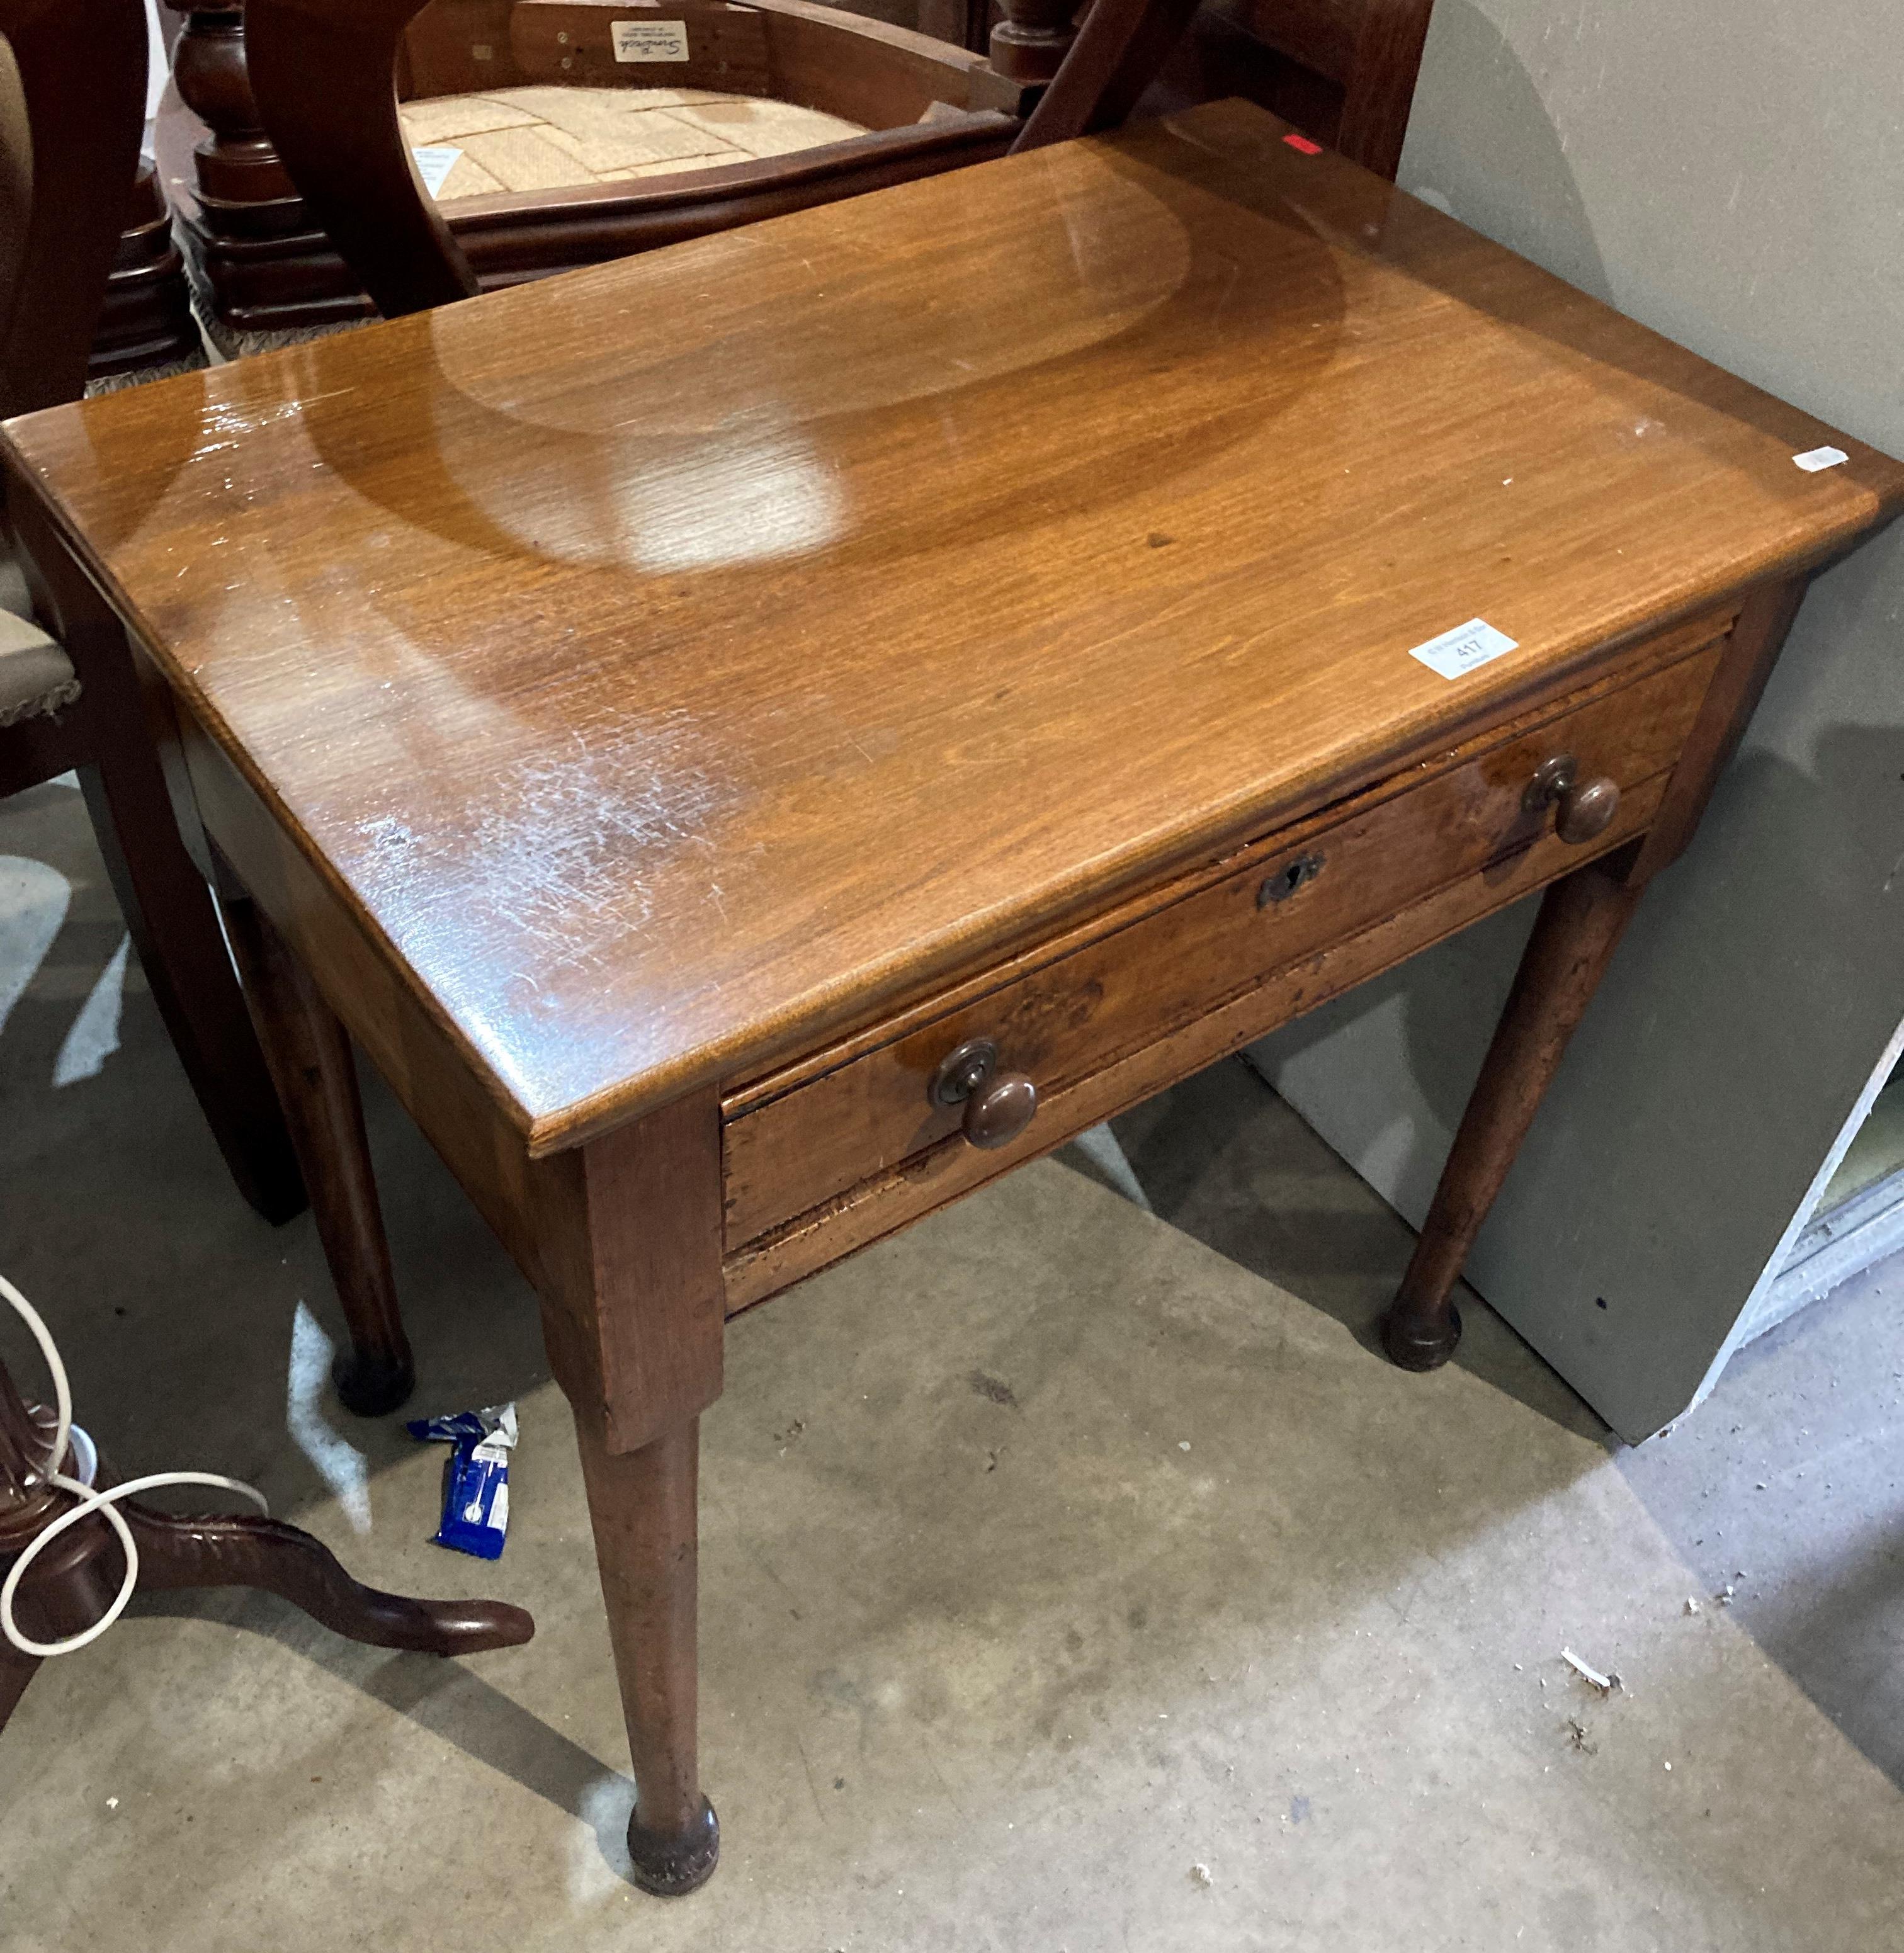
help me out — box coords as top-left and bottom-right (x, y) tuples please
(611, 18), (690, 60)
(1793, 445), (1849, 473)
(1407, 617), (1518, 681)
(411, 145), (462, 199)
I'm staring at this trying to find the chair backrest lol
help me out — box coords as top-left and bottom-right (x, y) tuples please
(0, 0), (147, 422)
(242, 0), (1205, 320)
(1148, 0), (1437, 181)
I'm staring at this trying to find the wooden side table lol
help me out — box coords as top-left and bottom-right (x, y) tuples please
(7, 101), (1899, 1893)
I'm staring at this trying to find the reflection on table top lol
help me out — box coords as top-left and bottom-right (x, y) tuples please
(7, 100), (1900, 1149)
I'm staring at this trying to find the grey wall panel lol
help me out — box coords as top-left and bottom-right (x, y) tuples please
(1250, 0), (1904, 1441)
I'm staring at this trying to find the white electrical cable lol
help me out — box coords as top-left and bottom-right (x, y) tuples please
(1, 1272), (268, 1659)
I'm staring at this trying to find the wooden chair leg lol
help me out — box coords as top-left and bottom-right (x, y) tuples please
(1380, 849), (1643, 1370)
(11, 477), (307, 1228)
(74, 750), (307, 1225)
(221, 897), (416, 1416)
(572, 1415), (718, 1896)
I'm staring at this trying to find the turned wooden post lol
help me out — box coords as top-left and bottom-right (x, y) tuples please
(989, 0), (1077, 82)
(166, 0), (303, 237)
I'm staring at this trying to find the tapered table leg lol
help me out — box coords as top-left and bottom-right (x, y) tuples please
(574, 1415), (718, 1896)
(1381, 849), (1642, 1369)
(222, 896), (416, 1415)
(536, 1089), (725, 1894)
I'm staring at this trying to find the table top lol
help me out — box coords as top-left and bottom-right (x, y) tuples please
(8, 100), (1900, 1153)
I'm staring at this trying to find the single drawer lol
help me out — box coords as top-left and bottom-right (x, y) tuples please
(723, 618), (1728, 1250)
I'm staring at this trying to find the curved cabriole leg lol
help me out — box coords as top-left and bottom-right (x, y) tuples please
(575, 1418), (719, 1896)
(1381, 851), (1643, 1370)
(221, 894), (416, 1416)
(123, 1500), (535, 1653)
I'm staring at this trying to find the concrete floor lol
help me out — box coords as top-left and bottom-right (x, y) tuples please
(3, 777), (1901, 1950)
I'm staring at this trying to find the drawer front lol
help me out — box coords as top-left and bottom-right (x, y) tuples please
(723, 626), (1726, 1250)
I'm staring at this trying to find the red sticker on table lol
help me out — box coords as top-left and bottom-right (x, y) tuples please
(1283, 134), (1323, 155)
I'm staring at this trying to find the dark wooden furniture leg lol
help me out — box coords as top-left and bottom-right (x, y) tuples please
(121, 1498), (533, 1651)
(574, 1417), (718, 1894)
(536, 1089), (725, 1895)
(75, 751), (307, 1225)
(1380, 850), (1641, 1368)
(0, 1362), (531, 1743)
(1380, 579), (1809, 1369)
(4, 495), (307, 1228)
(222, 897), (416, 1415)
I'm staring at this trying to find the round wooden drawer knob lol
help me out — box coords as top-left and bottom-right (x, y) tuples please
(1524, 754), (1620, 846)
(928, 1038), (1040, 1150)
(1556, 775), (1619, 843)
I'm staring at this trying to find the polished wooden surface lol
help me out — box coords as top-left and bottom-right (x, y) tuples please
(8, 101), (1901, 1162)
(14, 97), (1903, 1896)
(723, 613), (1726, 1247)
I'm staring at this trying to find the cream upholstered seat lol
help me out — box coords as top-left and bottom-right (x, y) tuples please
(395, 85), (864, 200)
(0, 553), (77, 730)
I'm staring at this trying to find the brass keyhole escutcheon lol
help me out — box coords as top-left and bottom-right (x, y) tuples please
(928, 1037), (1039, 1150)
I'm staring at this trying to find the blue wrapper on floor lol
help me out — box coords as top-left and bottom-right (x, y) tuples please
(407, 1403), (517, 1560)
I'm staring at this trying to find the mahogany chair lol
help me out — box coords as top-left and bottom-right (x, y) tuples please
(159, 0), (1437, 339)
(159, 0), (1034, 344)
(241, 0), (1206, 319)
(0, 0), (303, 1225)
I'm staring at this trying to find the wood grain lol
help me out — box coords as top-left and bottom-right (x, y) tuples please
(723, 767), (1669, 1308)
(1627, 577), (1810, 885)
(180, 706), (555, 1285)
(536, 1088), (725, 1452)
(723, 623), (1725, 1244)
(8, 100), (1901, 1159)
(1337, 0), (1438, 181)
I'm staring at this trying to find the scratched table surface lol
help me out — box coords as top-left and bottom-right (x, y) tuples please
(6, 99), (1899, 1152)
